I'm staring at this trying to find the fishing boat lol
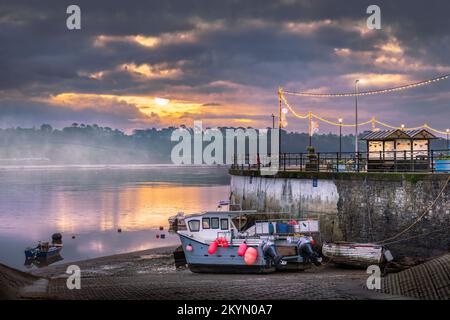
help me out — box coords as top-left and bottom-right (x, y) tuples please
(24, 233), (63, 259)
(169, 210), (322, 273)
(322, 241), (393, 268)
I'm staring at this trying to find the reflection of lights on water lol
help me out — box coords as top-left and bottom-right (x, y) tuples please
(85, 241), (104, 253)
(8, 185), (228, 237)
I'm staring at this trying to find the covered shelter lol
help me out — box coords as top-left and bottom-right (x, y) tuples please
(361, 129), (437, 172)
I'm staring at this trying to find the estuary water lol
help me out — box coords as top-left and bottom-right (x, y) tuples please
(0, 165), (230, 270)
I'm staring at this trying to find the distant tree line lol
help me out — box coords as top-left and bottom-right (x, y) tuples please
(0, 123), (447, 165)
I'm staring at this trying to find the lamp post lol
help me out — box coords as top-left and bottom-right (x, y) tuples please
(354, 80), (360, 171)
(278, 87), (282, 155)
(354, 80), (359, 154)
(271, 114), (275, 129)
(338, 118), (343, 155)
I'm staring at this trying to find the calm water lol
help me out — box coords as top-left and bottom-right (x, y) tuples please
(0, 166), (230, 270)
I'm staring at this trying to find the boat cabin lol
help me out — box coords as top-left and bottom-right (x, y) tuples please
(361, 129), (436, 172)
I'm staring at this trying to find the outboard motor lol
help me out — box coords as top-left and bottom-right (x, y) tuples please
(262, 241), (283, 266)
(52, 233), (63, 245)
(296, 236), (321, 266)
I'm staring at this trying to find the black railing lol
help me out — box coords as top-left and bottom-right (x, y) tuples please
(231, 149), (450, 173)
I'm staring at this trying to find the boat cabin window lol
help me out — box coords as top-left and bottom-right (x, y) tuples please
(220, 218), (229, 230)
(202, 217), (210, 229)
(211, 217), (219, 229)
(188, 219), (200, 232)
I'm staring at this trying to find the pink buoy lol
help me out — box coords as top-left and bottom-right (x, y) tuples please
(237, 243), (248, 256)
(244, 247), (258, 265)
(186, 244), (193, 252)
(208, 241), (218, 254)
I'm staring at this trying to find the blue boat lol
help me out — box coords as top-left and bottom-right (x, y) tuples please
(169, 210), (322, 273)
(24, 243), (63, 259)
(24, 233), (63, 259)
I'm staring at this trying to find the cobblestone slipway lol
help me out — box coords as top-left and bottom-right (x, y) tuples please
(18, 246), (412, 300)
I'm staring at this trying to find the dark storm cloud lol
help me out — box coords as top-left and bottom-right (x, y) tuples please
(0, 97), (151, 130)
(0, 0), (449, 130)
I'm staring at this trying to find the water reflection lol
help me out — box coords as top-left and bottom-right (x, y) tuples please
(24, 254), (64, 269)
(0, 166), (230, 269)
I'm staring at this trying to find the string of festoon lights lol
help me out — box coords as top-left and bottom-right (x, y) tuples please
(279, 74), (450, 135)
(283, 74), (450, 97)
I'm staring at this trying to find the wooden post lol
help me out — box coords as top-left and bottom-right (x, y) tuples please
(278, 87), (282, 154)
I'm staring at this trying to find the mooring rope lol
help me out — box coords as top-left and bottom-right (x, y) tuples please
(381, 225), (450, 246)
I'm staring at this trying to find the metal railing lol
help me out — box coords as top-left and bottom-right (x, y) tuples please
(231, 149), (450, 173)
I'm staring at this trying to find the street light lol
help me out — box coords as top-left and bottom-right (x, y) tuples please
(338, 118), (343, 155)
(354, 80), (360, 171)
(354, 80), (359, 154)
(401, 124), (405, 130)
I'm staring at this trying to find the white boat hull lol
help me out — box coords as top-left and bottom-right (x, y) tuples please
(322, 242), (386, 267)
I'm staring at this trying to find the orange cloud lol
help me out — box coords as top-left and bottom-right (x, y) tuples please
(341, 73), (411, 87)
(93, 20), (224, 49)
(45, 93), (202, 118)
(121, 63), (182, 79)
(38, 91), (267, 128)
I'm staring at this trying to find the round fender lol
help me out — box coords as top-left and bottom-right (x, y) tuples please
(208, 241), (218, 254)
(186, 244), (193, 252)
(244, 247), (258, 265)
(237, 243), (248, 256)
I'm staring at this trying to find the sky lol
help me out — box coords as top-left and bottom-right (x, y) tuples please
(0, 0), (449, 135)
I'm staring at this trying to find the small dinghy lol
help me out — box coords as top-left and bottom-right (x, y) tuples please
(322, 241), (393, 268)
(24, 233), (63, 259)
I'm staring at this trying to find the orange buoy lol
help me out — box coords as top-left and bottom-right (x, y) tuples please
(244, 247), (258, 265)
(237, 242), (248, 256)
(216, 237), (229, 247)
(208, 241), (218, 254)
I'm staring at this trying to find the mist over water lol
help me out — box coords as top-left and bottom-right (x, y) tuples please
(0, 166), (230, 270)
